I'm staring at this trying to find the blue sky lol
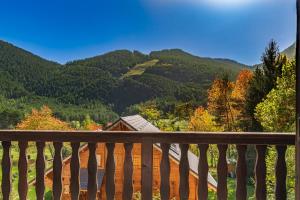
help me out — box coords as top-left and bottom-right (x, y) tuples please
(0, 0), (296, 65)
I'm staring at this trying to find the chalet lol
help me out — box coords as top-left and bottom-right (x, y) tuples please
(43, 115), (217, 199)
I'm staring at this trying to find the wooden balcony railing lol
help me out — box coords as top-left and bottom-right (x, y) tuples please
(0, 130), (295, 200)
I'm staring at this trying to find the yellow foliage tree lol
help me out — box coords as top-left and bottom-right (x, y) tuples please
(189, 107), (222, 167)
(189, 107), (223, 132)
(16, 106), (71, 130)
(207, 76), (235, 131)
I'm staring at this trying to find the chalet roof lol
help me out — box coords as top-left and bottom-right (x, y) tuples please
(120, 115), (160, 132)
(110, 115), (218, 188)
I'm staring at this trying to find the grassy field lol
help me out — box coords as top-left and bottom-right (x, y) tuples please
(208, 178), (255, 199)
(122, 59), (159, 78)
(208, 168), (255, 200)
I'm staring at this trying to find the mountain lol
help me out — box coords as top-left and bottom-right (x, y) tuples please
(0, 40), (118, 125)
(65, 48), (248, 110)
(0, 40), (248, 123)
(67, 50), (148, 77)
(282, 42), (296, 59)
(0, 40), (60, 96)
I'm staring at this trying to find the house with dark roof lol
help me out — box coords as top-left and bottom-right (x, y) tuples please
(43, 115), (217, 199)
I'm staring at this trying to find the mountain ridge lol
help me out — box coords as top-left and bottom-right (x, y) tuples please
(282, 42), (296, 59)
(0, 39), (248, 115)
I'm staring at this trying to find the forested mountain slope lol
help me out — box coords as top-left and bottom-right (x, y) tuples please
(0, 40), (248, 123)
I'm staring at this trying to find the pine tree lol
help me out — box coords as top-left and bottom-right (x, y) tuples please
(245, 40), (287, 131)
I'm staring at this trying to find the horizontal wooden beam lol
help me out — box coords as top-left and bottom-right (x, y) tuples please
(0, 130), (295, 145)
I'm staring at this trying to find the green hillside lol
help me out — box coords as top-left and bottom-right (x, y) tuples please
(0, 40), (60, 95)
(66, 50), (148, 77)
(0, 40), (248, 127)
(0, 40), (118, 127)
(65, 48), (248, 110)
(282, 42), (296, 59)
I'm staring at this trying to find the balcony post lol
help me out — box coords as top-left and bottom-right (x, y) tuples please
(141, 139), (153, 200)
(296, 0), (300, 199)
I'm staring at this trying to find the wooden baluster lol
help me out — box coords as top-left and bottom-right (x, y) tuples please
(198, 144), (209, 200)
(70, 143), (80, 200)
(123, 143), (133, 200)
(18, 141), (28, 200)
(36, 142), (45, 200)
(53, 142), (63, 200)
(106, 143), (115, 200)
(142, 140), (153, 200)
(160, 143), (170, 200)
(179, 144), (189, 200)
(275, 145), (287, 200)
(255, 145), (267, 200)
(2, 141), (11, 200)
(236, 145), (247, 200)
(217, 145), (228, 200)
(88, 143), (98, 200)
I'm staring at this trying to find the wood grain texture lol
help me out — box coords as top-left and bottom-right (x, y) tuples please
(295, 1), (300, 199)
(0, 130), (294, 145)
(2, 141), (11, 200)
(179, 144), (189, 200)
(123, 143), (133, 200)
(236, 145), (247, 200)
(275, 145), (287, 200)
(88, 143), (98, 200)
(36, 142), (45, 200)
(217, 145), (228, 200)
(198, 144), (209, 200)
(255, 145), (267, 200)
(105, 143), (115, 200)
(18, 141), (28, 200)
(142, 140), (153, 200)
(70, 142), (80, 200)
(53, 142), (63, 200)
(160, 143), (170, 200)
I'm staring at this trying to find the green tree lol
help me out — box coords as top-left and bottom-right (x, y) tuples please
(261, 40), (286, 90)
(255, 60), (295, 132)
(255, 60), (296, 198)
(245, 40), (287, 131)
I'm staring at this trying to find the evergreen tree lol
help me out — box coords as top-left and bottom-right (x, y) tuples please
(245, 40), (286, 131)
(261, 39), (287, 91)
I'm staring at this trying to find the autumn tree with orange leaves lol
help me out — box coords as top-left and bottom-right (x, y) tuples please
(16, 106), (72, 130)
(231, 69), (253, 101)
(16, 106), (72, 158)
(231, 69), (253, 130)
(207, 70), (253, 131)
(207, 74), (235, 131)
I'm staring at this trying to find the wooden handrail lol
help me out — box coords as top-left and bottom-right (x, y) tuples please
(0, 130), (295, 144)
(0, 131), (295, 200)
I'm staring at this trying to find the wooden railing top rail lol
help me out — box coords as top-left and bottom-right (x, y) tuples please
(0, 130), (295, 145)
